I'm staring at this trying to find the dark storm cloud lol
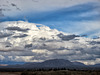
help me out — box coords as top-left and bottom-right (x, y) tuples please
(0, 48), (24, 52)
(25, 44), (33, 48)
(89, 41), (100, 45)
(6, 27), (29, 32)
(11, 3), (21, 10)
(11, 3), (16, 6)
(57, 33), (79, 41)
(13, 34), (28, 38)
(0, 33), (12, 38)
(87, 47), (100, 55)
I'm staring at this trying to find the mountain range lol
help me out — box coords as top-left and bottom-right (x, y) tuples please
(0, 59), (100, 70)
(0, 0), (100, 69)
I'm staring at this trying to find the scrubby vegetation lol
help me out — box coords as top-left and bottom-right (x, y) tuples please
(0, 68), (100, 75)
(0, 70), (100, 75)
(21, 70), (100, 75)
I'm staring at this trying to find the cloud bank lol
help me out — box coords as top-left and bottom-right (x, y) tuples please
(0, 21), (100, 65)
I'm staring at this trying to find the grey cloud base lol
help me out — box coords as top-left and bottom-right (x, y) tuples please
(0, 21), (100, 65)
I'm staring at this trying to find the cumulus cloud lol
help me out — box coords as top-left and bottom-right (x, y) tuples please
(0, 21), (100, 65)
(0, 0), (100, 65)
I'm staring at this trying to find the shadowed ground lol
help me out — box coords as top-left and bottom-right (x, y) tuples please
(0, 72), (21, 75)
(0, 70), (100, 75)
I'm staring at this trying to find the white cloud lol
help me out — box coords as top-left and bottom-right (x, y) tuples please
(56, 50), (75, 55)
(0, 21), (100, 65)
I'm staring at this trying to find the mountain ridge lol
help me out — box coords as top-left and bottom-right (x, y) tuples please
(0, 59), (100, 70)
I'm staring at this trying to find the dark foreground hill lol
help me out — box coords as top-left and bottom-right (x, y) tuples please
(0, 59), (85, 68)
(0, 59), (100, 71)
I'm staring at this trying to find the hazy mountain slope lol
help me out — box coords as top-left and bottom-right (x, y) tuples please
(0, 59), (86, 69)
(1, 59), (99, 70)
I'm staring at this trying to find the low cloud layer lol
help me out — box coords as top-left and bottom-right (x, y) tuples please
(6, 27), (29, 32)
(0, 21), (100, 65)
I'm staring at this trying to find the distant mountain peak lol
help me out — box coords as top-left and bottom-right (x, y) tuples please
(44, 59), (71, 63)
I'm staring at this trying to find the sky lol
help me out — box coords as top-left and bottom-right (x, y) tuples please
(0, 0), (100, 37)
(0, 0), (100, 65)
(0, 21), (100, 65)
